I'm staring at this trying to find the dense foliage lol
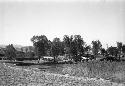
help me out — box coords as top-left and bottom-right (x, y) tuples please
(91, 40), (102, 55)
(1, 34), (125, 62)
(30, 35), (125, 62)
(5, 44), (16, 60)
(31, 35), (49, 60)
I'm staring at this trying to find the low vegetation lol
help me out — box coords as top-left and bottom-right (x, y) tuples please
(61, 61), (125, 83)
(0, 62), (122, 86)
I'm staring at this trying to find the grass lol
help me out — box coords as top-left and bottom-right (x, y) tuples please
(1, 59), (125, 84)
(60, 60), (125, 83)
(0, 62), (117, 86)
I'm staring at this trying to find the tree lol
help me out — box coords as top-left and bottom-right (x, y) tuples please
(63, 35), (85, 62)
(16, 51), (25, 58)
(71, 35), (85, 62)
(91, 40), (102, 56)
(60, 41), (65, 55)
(107, 46), (118, 57)
(117, 42), (122, 53)
(28, 46), (34, 52)
(31, 35), (49, 61)
(117, 42), (123, 60)
(5, 44), (16, 60)
(46, 40), (52, 56)
(101, 48), (106, 56)
(25, 48), (28, 53)
(63, 35), (73, 59)
(26, 52), (35, 58)
(51, 37), (64, 62)
(74, 35), (85, 55)
(122, 45), (125, 55)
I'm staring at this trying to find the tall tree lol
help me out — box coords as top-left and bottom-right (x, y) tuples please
(122, 45), (125, 54)
(31, 35), (49, 61)
(72, 35), (85, 62)
(51, 37), (64, 62)
(63, 35), (73, 59)
(5, 44), (16, 60)
(46, 40), (52, 56)
(63, 35), (85, 62)
(91, 40), (102, 56)
(117, 42), (123, 60)
(117, 42), (122, 54)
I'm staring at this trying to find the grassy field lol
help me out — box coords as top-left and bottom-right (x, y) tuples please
(0, 62), (120, 86)
(34, 60), (125, 84)
(58, 60), (125, 84)
(1, 59), (125, 85)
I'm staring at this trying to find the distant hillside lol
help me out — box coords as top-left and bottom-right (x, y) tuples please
(0, 45), (6, 48)
(0, 44), (34, 51)
(0, 44), (23, 48)
(13, 45), (23, 48)
(21, 46), (34, 52)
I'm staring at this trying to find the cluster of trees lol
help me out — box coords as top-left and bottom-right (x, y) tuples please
(107, 42), (125, 60)
(5, 44), (16, 60)
(2, 44), (35, 60)
(31, 35), (103, 62)
(1, 35), (125, 62)
(31, 35), (125, 62)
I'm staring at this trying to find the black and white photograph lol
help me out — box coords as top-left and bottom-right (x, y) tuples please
(0, 0), (125, 86)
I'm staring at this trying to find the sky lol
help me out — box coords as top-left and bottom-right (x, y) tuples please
(0, 0), (125, 48)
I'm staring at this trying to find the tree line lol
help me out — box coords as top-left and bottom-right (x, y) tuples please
(1, 34), (125, 62)
(30, 35), (125, 62)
